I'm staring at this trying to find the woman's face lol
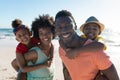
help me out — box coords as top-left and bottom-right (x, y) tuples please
(83, 23), (101, 40)
(38, 27), (53, 45)
(55, 16), (76, 43)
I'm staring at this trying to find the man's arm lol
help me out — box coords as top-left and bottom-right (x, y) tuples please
(63, 63), (72, 80)
(101, 64), (119, 80)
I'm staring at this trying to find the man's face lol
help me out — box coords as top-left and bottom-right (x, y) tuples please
(55, 16), (76, 43)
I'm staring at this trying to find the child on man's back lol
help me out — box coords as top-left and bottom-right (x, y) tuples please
(80, 16), (108, 80)
(63, 16), (106, 80)
(64, 16), (106, 59)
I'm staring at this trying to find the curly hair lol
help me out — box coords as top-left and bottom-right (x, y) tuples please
(11, 19), (22, 28)
(31, 14), (55, 39)
(11, 19), (30, 35)
(55, 10), (77, 30)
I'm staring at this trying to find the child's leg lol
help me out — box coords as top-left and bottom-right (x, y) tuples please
(17, 72), (27, 80)
(11, 59), (27, 80)
(11, 59), (19, 72)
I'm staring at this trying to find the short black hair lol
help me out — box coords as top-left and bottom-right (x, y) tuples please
(31, 14), (55, 39)
(55, 10), (77, 30)
(11, 19), (22, 28)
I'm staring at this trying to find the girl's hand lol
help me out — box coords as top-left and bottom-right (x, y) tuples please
(47, 60), (52, 67)
(43, 59), (52, 67)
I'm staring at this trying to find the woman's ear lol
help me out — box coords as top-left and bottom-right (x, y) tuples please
(55, 29), (59, 36)
(29, 31), (32, 36)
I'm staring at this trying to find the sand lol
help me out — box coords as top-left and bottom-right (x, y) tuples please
(0, 40), (64, 80)
(0, 39), (120, 80)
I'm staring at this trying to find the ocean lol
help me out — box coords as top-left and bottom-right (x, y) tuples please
(0, 28), (120, 46)
(0, 28), (14, 39)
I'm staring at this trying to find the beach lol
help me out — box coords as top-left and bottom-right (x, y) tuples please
(0, 38), (64, 80)
(0, 37), (120, 80)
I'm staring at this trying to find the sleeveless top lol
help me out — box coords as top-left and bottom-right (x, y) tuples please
(27, 47), (53, 80)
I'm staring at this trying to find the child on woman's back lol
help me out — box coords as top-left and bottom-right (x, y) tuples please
(11, 19), (39, 80)
(11, 15), (55, 80)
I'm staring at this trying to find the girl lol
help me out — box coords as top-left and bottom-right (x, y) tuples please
(11, 19), (40, 80)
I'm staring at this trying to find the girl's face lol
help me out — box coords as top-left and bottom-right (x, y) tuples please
(55, 16), (76, 43)
(38, 27), (53, 45)
(83, 23), (100, 40)
(15, 29), (31, 45)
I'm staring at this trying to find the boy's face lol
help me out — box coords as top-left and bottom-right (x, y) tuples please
(83, 23), (101, 40)
(55, 16), (76, 43)
(15, 29), (31, 45)
(38, 27), (53, 45)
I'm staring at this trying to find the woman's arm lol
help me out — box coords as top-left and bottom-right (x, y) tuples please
(16, 50), (47, 73)
(63, 63), (72, 80)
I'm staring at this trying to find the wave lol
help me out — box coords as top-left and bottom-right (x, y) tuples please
(76, 29), (120, 46)
(0, 28), (120, 46)
(0, 28), (14, 39)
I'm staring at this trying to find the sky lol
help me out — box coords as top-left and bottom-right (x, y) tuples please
(0, 0), (120, 32)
